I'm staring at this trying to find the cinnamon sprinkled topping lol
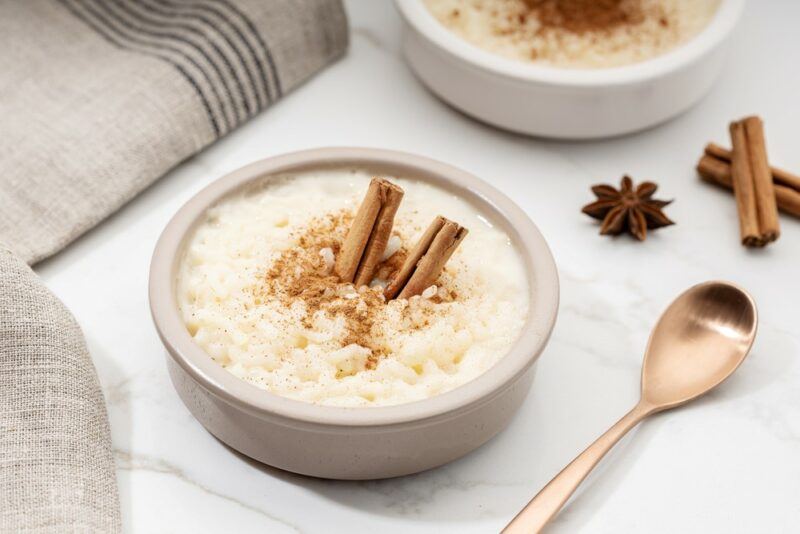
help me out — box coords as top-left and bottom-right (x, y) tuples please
(522, 0), (645, 34)
(255, 209), (459, 369)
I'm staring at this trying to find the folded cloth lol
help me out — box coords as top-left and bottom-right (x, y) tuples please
(0, 246), (120, 532)
(0, 0), (348, 264)
(0, 0), (348, 531)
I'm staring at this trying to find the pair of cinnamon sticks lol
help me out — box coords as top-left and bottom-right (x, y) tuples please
(333, 178), (467, 299)
(698, 144), (800, 219)
(697, 116), (800, 247)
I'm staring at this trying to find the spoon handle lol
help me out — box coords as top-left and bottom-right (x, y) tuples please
(502, 402), (653, 533)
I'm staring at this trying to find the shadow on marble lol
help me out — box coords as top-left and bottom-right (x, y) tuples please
(410, 70), (713, 155)
(208, 397), (660, 530)
(83, 333), (134, 528)
(687, 324), (794, 408)
(546, 417), (659, 532)
(216, 424), (531, 525)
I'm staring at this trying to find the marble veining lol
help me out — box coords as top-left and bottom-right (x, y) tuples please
(115, 450), (302, 532)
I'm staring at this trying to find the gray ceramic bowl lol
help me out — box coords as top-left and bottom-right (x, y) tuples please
(149, 148), (559, 480)
(396, 0), (743, 138)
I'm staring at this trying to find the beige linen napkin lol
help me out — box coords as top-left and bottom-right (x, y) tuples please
(0, 247), (120, 532)
(0, 0), (348, 531)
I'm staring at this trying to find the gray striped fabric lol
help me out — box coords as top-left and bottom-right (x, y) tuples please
(0, 0), (348, 264)
(0, 1), (347, 531)
(1, 246), (120, 533)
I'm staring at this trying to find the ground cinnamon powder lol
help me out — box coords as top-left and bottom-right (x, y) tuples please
(521, 0), (645, 34)
(256, 210), (454, 369)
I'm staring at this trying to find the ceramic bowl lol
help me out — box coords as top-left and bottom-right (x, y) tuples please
(149, 147), (559, 479)
(395, 0), (745, 139)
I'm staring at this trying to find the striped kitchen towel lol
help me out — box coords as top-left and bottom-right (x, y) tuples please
(0, 1), (348, 531)
(0, 0), (348, 264)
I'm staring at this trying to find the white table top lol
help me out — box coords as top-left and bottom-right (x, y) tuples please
(37, 1), (800, 532)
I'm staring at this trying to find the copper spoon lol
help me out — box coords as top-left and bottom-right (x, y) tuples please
(503, 281), (757, 533)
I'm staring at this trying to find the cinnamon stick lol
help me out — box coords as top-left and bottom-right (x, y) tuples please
(334, 178), (404, 285)
(705, 143), (800, 192)
(727, 121), (760, 245)
(728, 116), (780, 246)
(383, 217), (445, 300)
(353, 182), (404, 287)
(384, 216), (468, 300)
(697, 154), (800, 218)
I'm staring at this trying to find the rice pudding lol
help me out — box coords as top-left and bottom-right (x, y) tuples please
(424, 0), (720, 68)
(176, 170), (529, 407)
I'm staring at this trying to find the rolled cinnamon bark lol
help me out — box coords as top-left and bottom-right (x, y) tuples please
(383, 216), (445, 300)
(728, 117), (780, 246)
(335, 178), (404, 284)
(353, 182), (404, 287)
(384, 216), (468, 300)
(705, 143), (800, 192)
(697, 154), (800, 218)
(775, 184), (800, 216)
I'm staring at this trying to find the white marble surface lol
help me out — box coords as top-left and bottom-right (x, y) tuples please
(36, 1), (800, 532)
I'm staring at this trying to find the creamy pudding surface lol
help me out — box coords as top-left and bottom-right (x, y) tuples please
(176, 170), (529, 407)
(424, 0), (720, 69)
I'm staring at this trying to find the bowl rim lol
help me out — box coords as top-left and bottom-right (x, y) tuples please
(149, 147), (559, 428)
(394, 0), (745, 87)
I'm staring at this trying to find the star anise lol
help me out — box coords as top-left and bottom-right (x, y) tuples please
(582, 176), (674, 241)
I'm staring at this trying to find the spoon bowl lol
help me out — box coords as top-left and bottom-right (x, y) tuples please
(641, 281), (757, 410)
